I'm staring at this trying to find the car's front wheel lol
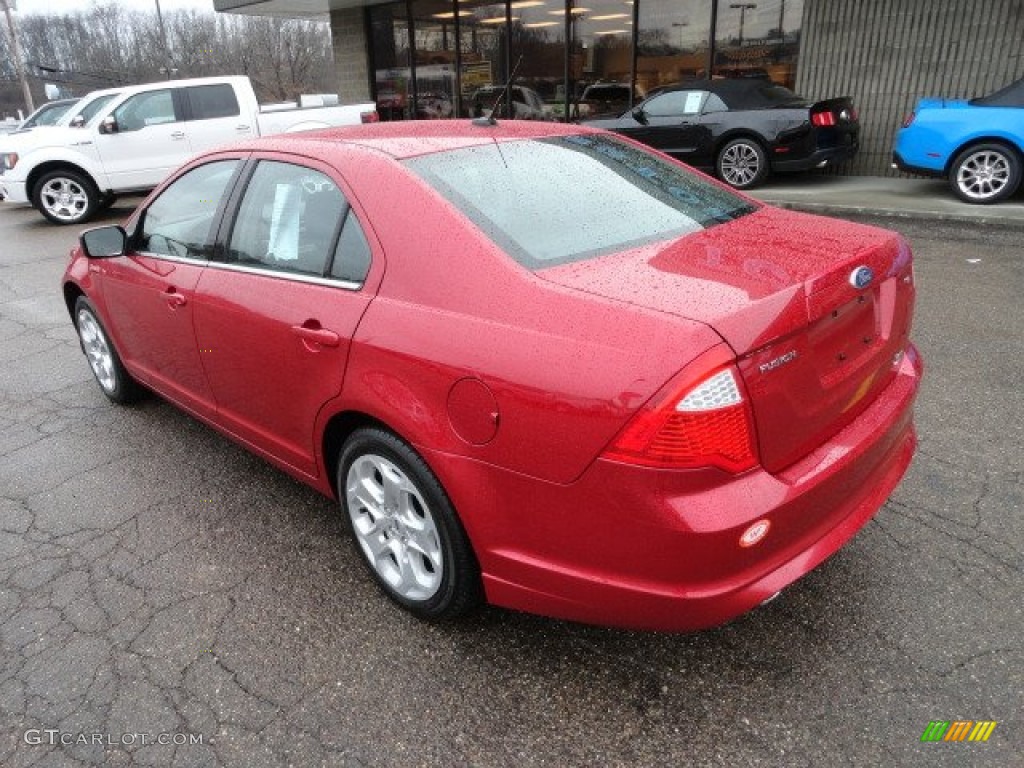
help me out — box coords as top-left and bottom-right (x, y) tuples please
(338, 427), (482, 620)
(717, 138), (769, 189)
(949, 143), (1022, 204)
(73, 297), (142, 404)
(32, 169), (100, 225)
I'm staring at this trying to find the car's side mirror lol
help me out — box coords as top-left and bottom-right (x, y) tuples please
(631, 107), (648, 125)
(80, 226), (126, 259)
(69, 114), (85, 128)
(98, 115), (118, 135)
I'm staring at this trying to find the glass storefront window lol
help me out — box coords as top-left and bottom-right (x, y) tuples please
(412, 0), (461, 119)
(572, 0), (639, 117)
(714, 0), (803, 88)
(637, 0), (711, 92)
(369, 4), (413, 120)
(459, 1), (510, 117)
(511, 0), (567, 119)
(365, 0), (806, 123)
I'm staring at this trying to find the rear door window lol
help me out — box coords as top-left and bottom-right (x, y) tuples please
(186, 84), (241, 121)
(225, 160), (349, 278)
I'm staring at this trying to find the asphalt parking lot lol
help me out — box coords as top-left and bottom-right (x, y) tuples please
(0, 199), (1020, 767)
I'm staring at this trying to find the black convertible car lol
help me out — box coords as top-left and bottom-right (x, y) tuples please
(584, 79), (860, 189)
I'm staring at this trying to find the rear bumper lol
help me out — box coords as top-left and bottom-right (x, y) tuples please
(772, 142), (859, 173)
(430, 344), (922, 632)
(891, 150), (944, 178)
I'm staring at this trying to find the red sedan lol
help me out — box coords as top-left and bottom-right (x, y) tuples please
(62, 121), (922, 631)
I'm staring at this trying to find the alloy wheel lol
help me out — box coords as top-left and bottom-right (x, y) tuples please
(956, 150), (1012, 201)
(40, 177), (90, 223)
(346, 453), (444, 601)
(77, 308), (117, 394)
(720, 142), (762, 187)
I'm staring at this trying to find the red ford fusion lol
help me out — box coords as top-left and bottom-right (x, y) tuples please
(61, 121), (922, 631)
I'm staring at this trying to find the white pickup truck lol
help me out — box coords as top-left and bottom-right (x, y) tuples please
(0, 75), (377, 224)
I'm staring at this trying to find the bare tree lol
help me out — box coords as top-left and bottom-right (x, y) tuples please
(0, 3), (336, 115)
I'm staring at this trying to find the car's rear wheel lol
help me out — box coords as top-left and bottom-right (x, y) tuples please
(717, 138), (769, 189)
(74, 297), (142, 404)
(32, 169), (100, 225)
(338, 427), (482, 620)
(949, 143), (1021, 204)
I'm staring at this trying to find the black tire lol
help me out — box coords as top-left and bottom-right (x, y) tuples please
(338, 427), (482, 620)
(716, 137), (770, 189)
(96, 193), (118, 213)
(73, 297), (142, 404)
(948, 142), (1022, 204)
(32, 168), (100, 225)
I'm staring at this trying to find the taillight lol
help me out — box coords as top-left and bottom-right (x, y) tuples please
(603, 349), (759, 474)
(360, 110), (380, 124)
(811, 111), (836, 127)
(901, 112), (915, 128)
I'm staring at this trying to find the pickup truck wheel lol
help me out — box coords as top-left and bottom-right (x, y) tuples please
(32, 169), (99, 225)
(949, 143), (1021, 204)
(717, 138), (769, 189)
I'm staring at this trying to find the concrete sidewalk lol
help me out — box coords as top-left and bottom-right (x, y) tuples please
(748, 174), (1024, 228)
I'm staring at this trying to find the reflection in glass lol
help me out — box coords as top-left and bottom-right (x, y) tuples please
(637, 0), (711, 91)
(370, 4), (413, 120)
(714, 0), (803, 88)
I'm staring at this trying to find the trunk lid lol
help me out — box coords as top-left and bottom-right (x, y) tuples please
(538, 207), (916, 473)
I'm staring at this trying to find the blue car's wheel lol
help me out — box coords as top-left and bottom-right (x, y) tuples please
(949, 143), (1021, 204)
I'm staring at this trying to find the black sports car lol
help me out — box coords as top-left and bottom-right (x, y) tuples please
(584, 79), (860, 189)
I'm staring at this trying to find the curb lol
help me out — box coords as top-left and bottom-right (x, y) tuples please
(757, 199), (1024, 231)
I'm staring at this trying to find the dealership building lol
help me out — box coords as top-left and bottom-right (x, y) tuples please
(215, 0), (1024, 176)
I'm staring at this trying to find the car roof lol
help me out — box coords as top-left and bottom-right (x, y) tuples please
(232, 120), (597, 161)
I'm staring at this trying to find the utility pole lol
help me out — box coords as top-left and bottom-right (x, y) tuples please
(1, 0), (35, 114)
(154, 0), (174, 79)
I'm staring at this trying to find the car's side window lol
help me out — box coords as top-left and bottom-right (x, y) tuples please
(226, 161), (346, 278)
(329, 211), (372, 284)
(186, 84), (241, 121)
(643, 90), (706, 117)
(112, 89), (178, 132)
(702, 93), (729, 114)
(137, 160), (239, 259)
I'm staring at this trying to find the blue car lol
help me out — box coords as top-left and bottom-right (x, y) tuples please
(893, 77), (1024, 204)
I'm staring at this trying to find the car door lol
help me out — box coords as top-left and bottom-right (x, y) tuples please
(622, 90), (708, 159)
(97, 158), (244, 419)
(94, 88), (191, 190)
(193, 157), (376, 478)
(182, 83), (253, 153)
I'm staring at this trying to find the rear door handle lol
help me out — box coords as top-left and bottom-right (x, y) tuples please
(291, 323), (339, 348)
(170, 130), (186, 140)
(236, 124), (252, 132)
(164, 288), (187, 308)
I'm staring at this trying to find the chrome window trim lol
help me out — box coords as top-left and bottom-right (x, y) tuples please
(133, 249), (364, 292)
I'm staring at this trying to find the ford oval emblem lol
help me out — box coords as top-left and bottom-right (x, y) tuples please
(849, 266), (874, 290)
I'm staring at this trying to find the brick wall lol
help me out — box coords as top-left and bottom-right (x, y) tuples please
(330, 8), (372, 104)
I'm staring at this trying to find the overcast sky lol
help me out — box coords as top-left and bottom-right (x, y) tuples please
(14, 0), (215, 14)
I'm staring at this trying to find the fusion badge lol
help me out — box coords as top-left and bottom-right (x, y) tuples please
(849, 265), (874, 290)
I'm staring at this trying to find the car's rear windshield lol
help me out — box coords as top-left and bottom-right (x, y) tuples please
(404, 133), (756, 269)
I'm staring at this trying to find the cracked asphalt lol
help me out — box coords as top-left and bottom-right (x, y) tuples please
(0, 199), (1020, 768)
